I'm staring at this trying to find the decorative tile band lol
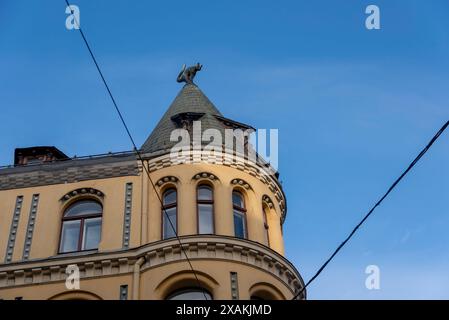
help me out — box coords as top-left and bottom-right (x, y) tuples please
(22, 194), (40, 260)
(0, 159), (138, 191)
(230, 271), (239, 300)
(4, 196), (24, 263)
(122, 183), (133, 249)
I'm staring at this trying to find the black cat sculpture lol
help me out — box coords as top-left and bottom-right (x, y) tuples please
(176, 63), (203, 85)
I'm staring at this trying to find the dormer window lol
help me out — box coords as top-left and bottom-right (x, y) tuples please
(171, 112), (205, 132)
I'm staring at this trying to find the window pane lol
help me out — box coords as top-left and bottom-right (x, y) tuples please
(163, 189), (177, 206)
(198, 186), (212, 201)
(263, 207), (269, 246)
(65, 200), (102, 217)
(82, 217), (102, 250)
(163, 207), (177, 239)
(167, 289), (212, 300)
(60, 220), (81, 252)
(232, 192), (244, 208)
(198, 204), (213, 234)
(233, 211), (246, 238)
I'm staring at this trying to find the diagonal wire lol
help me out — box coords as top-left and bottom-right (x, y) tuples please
(293, 120), (449, 300)
(63, 0), (208, 300)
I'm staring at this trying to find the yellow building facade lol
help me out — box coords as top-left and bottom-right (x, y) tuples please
(0, 81), (305, 300)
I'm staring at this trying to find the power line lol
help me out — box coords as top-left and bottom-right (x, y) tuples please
(63, 0), (209, 300)
(293, 120), (449, 300)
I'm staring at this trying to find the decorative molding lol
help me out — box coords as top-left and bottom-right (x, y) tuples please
(22, 194), (40, 260)
(192, 172), (219, 182)
(0, 236), (304, 298)
(262, 195), (274, 209)
(156, 176), (178, 187)
(122, 183), (133, 249)
(4, 196), (24, 263)
(60, 188), (104, 203)
(231, 178), (251, 190)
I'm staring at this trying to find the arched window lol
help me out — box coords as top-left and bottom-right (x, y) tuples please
(166, 288), (213, 300)
(59, 200), (102, 253)
(197, 185), (214, 234)
(232, 191), (247, 239)
(162, 188), (177, 239)
(262, 204), (270, 247)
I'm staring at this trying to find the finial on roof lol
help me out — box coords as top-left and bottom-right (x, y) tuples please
(176, 63), (202, 85)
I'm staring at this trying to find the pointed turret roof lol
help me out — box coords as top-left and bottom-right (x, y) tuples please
(141, 84), (253, 154)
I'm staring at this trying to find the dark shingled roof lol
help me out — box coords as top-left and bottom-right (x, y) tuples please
(141, 84), (252, 154)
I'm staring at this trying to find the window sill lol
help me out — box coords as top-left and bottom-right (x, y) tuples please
(55, 249), (99, 259)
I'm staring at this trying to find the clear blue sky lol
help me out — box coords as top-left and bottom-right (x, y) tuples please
(1, 0), (449, 299)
